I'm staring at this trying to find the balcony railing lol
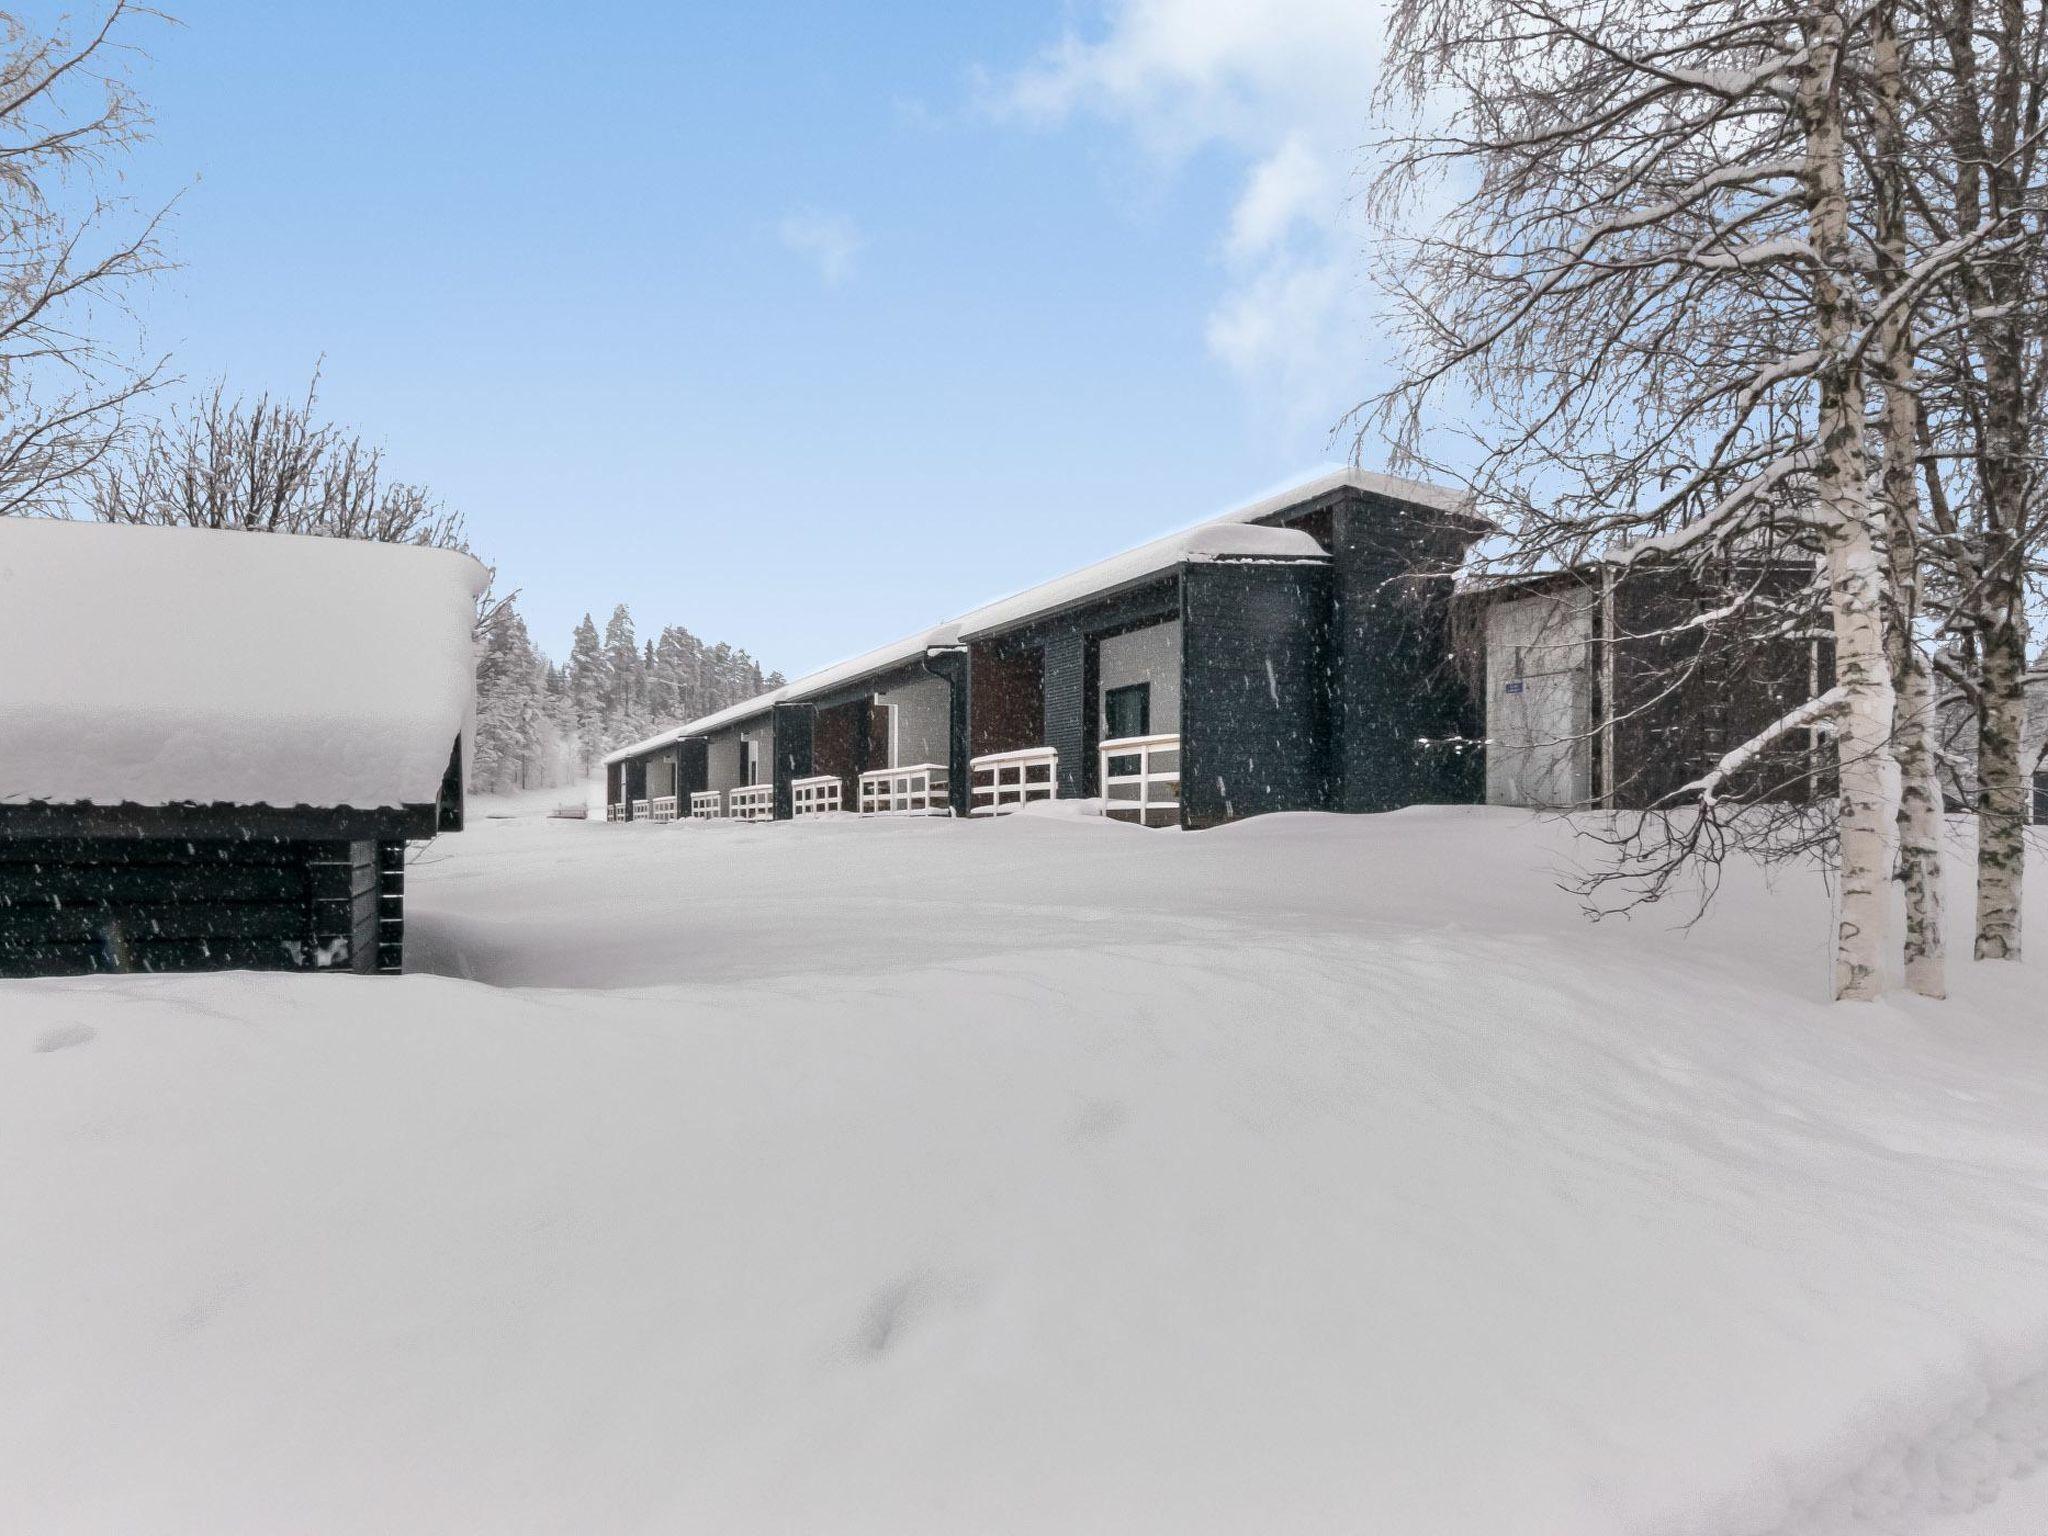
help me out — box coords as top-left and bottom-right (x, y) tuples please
(970, 747), (1058, 816)
(791, 774), (842, 816)
(629, 798), (651, 821)
(729, 783), (775, 821)
(859, 763), (949, 816)
(649, 795), (678, 823)
(689, 790), (723, 819)
(1099, 734), (1180, 827)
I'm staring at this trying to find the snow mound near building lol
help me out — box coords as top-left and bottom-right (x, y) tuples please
(0, 519), (488, 809)
(2, 807), (2045, 1534)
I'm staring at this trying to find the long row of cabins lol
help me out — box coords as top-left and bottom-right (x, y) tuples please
(601, 469), (1839, 831)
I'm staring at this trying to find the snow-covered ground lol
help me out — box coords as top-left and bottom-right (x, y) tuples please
(4, 802), (2046, 1534)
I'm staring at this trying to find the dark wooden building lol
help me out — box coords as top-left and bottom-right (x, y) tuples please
(0, 520), (488, 977)
(605, 470), (1485, 830)
(1471, 564), (1827, 811)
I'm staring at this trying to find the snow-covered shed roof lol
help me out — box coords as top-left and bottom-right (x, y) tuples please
(0, 519), (490, 811)
(606, 467), (1450, 764)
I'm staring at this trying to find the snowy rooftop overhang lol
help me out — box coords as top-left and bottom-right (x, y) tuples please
(0, 519), (490, 812)
(602, 623), (964, 765)
(606, 467), (1452, 765)
(951, 523), (1327, 642)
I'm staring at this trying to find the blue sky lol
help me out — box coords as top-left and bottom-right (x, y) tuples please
(110, 0), (1395, 673)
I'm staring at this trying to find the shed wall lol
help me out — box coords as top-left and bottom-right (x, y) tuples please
(0, 835), (397, 978)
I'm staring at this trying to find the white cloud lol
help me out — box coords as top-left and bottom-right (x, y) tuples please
(991, 0), (1399, 437)
(779, 210), (865, 288)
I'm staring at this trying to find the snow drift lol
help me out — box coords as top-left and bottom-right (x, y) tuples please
(2, 806), (2044, 1533)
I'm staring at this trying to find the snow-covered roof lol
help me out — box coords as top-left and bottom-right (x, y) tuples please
(0, 519), (490, 811)
(952, 523), (1325, 642)
(606, 467), (1451, 763)
(603, 623), (963, 764)
(1199, 464), (1473, 523)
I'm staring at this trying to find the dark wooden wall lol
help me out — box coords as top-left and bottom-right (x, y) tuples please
(0, 836), (401, 978)
(1041, 631), (1093, 799)
(969, 645), (1045, 759)
(771, 702), (815, 820)
(1608, 568), (1823, 810)
(1011, 579), (1179, 799)
(1179, 560), (1333, 828)
(673, 737), (709, 805)
(810, 700), (865, 805)
(921, 649), (972, 816)
(1315, 491), (1486, 813)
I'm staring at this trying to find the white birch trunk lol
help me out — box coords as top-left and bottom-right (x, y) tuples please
(1805, 13), (1897, 1001)
(1872, 2), (1944, 998)
(1975, 622), (2028, 957)
(1896, 651), (1946, 993)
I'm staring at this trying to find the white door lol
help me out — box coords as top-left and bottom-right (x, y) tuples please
(1485, 592), (1594, 808)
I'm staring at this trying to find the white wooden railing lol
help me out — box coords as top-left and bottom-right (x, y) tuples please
(606, 802), (626, 822)
(630, 798), (651, 821)
(689, 790), (723, 820)
(649, 795), (678, 823)
(729, 783), (775, 821)
(1099, 734), (1180, 827)
(791, 774), (842, 816)
(859, 763), (949, 816)
(970, 747), (1058, 816)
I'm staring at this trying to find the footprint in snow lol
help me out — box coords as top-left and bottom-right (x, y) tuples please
(33, 1023), (96, 1054)
(855, 1271), (979, 1359)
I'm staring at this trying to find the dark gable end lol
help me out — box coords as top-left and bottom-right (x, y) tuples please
(1179, 557), (1334, 827)
(1250, 486), (1486, 814)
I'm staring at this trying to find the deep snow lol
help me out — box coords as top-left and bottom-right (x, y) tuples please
(3, 804), (2045, 1534)
(0, 518), (487, 808)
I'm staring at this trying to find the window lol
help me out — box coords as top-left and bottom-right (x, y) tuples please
(741, 739), (760, 786)
(1103, 682), (1151, 741)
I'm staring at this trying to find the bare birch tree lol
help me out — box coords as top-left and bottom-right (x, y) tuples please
(0, 1), (170, 516)
(1358, 0), (2003, 1000)
(1866, 0), (1945, 996)
(1903, 0), (2048, 964)
(88, 374), (468, 548)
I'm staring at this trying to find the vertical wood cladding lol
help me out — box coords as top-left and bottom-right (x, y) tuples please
(969, 645), (1045, 758)
(920, 649), (973, 816)
(1180, 560), (1333, 828)
(811, 699), (865, 805)
(0, 835), (395, 978)
(1607, 567), (1822, 809)
(673, 737), (708, 803)
(1324, 492), (1486, 812)
(770, 702), (815, 820)
(1041, 630), (1093, 799)
(1016, 581), (1177, 799)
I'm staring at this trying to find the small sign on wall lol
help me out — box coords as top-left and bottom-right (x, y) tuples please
(1504, 680), (1524, 695)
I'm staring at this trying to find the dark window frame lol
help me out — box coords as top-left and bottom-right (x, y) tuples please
(1103, 681), (1152, 741)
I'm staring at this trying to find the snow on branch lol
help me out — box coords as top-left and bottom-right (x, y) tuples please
(1672, 687), (1847, 809)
